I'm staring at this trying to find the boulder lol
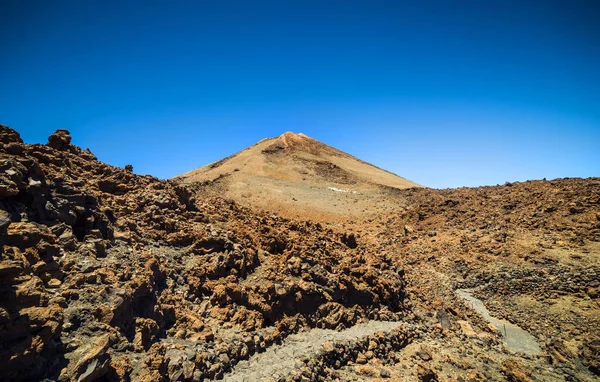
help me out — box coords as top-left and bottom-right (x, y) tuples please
(501, 359), (534, 382)
(457, 320), (477, 338)
(47, 129), (72, 151)
(0, 209), (11, 246)
(60, 334), (113, 382)
(0, 125), (23, 144)
(6, 222), (50, 248)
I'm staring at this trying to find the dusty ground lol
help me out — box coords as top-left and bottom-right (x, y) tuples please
(377, 182), (600, 381)
(174, 132), (419, 222)
(1, 125), (598, 381)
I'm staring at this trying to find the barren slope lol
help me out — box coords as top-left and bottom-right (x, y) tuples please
(2, 123), (598, 381)
(174, 132), (420, 221)
(0, 125), (408, 381)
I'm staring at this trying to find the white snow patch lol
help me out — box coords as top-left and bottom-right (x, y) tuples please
(328, 187), (360, 194)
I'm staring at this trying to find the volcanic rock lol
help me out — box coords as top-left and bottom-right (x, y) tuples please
(0, 123), (598, 381)
(47, 129), (72, 150)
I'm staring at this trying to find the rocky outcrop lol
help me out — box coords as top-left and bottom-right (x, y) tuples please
(47, 129), (72, 151)
(0, 124), (408, 381)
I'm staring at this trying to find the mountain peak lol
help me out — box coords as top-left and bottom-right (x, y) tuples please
(277, 131), (309, 145)
(174, 133), (420, 220)
(263, 131), (317, 153)
(280, 131), (307, 138)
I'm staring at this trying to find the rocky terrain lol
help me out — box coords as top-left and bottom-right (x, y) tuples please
(0, 125), (407, 381)
(371, 179), (600, 380)
(1, 124), (598, 381)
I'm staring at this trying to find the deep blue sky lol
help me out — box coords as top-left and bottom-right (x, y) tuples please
(1, 0), (599, 188)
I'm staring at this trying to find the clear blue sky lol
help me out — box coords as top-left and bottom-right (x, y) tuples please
(1, 0), (598, 188)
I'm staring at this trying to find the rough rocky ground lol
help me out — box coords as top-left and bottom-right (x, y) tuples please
(224, 321), (409, 381)
(374, 181), (600, 381)
(1, 124), (598, 381)
(0, 126), (405, 381)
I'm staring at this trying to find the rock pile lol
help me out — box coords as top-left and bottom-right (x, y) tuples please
(289, 326), (414, 381)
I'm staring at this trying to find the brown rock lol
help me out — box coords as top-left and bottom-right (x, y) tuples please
(457, 320), (477, 338)
(354, 364), (380, 377)
(133, 318), (160, 351)
(60, 334), (113, 382)
(417, 363), (438, 381)
(0, 124), (23, 144)
(46, 278), (62, 288)
(6, 222), (45, 248)
(31, 261), (46, 273)
(47, 129), (72, 150)
(502, 359), (534, 382)
(0, 260), (25, 279)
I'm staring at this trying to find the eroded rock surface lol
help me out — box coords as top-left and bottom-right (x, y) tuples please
(0, 125), (406, 381)
(1, 123), (599, 381)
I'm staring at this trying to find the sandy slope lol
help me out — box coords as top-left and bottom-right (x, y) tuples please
(174, 132), (420, 221)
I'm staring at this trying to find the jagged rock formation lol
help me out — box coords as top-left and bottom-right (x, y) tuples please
(0, 125), (406, 381)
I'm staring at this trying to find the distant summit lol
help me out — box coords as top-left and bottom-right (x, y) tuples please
(261, 132), (335, 155)
(174, 132), (420, 220)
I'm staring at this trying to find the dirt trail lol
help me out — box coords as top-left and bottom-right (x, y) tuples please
(456, 289), (542, 355)
(224, 321), (405, 381)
